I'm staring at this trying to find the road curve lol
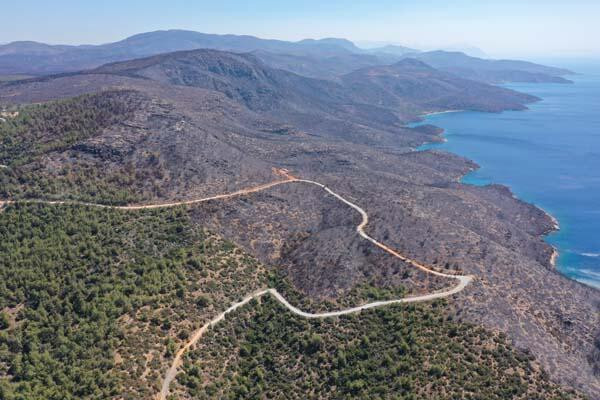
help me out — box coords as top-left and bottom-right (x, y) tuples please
(158, 289), (270, 400)
(157, 277), (472, 400)
(0, 173), (474, 400)
(152, 177), (472, 400)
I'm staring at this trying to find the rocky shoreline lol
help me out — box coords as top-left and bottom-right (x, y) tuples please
(406, 110), (598, 396)
(411, 111), (570, 273)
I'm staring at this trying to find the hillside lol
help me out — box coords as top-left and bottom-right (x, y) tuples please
(89, 49), (538, 118)
(175, 297), (584, 400)
(0, 49), (540, 205)
(0, 48), (598, 398)
(0, 203), (584, 399)
(90, 49), (349, 113)
(250, 50), (391, 80)
(342, 58), (538, 112)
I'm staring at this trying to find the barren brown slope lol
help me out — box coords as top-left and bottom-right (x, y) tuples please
(89, 49), (539, 120)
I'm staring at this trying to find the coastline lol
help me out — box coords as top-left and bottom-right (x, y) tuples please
(413, 108), (566, 274)
(539, 207), (561, 269)
(550, 247), (559, 268)
(408, 109), (465, 127)
(539, 206), (561, 232)
(420, 109), (464, 117)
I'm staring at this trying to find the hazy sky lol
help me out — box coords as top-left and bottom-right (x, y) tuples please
(3, 0), (599, 58)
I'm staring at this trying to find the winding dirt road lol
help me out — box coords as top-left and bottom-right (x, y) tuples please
(0, 171), (474, 400)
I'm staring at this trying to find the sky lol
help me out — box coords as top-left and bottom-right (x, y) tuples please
(2, 0), (599, 59)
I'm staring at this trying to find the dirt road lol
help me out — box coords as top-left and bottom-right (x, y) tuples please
(151, 176), (473, 400)
(0, 172), (473, 400)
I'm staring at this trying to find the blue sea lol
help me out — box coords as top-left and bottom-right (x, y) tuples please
(416, 62), (600, 289)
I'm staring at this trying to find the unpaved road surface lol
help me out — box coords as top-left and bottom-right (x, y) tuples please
(152, 177), (473, 400)
(0, 172), (473, 400)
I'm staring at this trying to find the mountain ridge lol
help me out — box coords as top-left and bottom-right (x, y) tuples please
(85, 48), (538, 121)
(0, 30), (573, 85)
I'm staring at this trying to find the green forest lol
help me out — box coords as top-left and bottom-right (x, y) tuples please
(0, 203), (268, 399)
(0, 202), (586, 400)
(176, 296), (584, 400)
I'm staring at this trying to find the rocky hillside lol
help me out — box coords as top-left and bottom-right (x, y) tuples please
(342, 58), (538, 112)
(90, 49), (538, 119)
(0, 48), (598, 397)
(91, 49), (348, 113)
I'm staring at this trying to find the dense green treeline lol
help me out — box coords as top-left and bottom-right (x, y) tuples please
(0, 204), (192, 399)
(0, 163), (144, 205)
(176, 297), (584, 400)
(0, 203), (268, 400)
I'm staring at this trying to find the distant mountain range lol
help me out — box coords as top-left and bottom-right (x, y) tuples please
(0, 30), (400, 76)
(400, 50), (574, 84)
(0, 30), (573, 84)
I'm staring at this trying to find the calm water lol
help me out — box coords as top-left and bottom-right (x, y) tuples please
(416, 65), (600, 289)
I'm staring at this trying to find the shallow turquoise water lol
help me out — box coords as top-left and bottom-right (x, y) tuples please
(415, 66), (600, 289)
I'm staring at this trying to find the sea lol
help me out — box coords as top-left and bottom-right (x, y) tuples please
(415, 61), (600, 289)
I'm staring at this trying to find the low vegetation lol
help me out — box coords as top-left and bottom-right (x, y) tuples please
(0, 90), (139, 166)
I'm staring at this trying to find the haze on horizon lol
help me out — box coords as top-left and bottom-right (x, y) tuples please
(2, 0), (599, 60)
